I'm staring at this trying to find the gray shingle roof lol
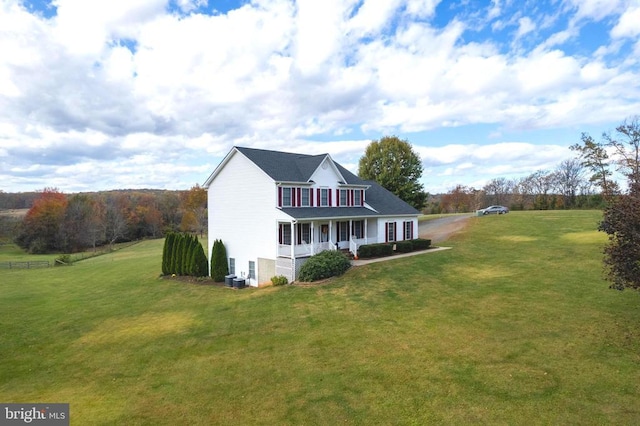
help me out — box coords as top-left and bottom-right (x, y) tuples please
(235, 146), (420, 218)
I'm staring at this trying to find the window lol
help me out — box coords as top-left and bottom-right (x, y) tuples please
(320, 188), (329, 206)
(248, 261), (255, 279)
(338, 221), (349, 242)
(354, 190), (361, 206)
(297, 223), (311, 244)
(301, 188), (310, 207)
(229, 258), (235, 275)
(387, 222), (396, 242)
(352, 220), (364, 239)
(282, 187), (292, 207)
(404, 221), (413, 240)
(339, 189), (348, 206)
(279, 224), (292, 245)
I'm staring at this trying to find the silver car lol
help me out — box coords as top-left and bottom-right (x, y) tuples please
(480, 205), (509, 215)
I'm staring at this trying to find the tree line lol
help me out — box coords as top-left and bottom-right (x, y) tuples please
(431, 158), (601, 214)
(2, 186), (207, 254)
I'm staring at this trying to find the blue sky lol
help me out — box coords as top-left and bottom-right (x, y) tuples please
(1, 0), (639, 194)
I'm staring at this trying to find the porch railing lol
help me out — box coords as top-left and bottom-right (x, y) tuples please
(278, 241), (337, 258)
(349, 237), (367, 257)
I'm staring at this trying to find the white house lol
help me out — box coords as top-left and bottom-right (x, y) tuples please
(203, 146), (420, 285)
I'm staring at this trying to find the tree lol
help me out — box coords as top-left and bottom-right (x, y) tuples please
(604, 116), (640, 188)
(552, 159), (585, 209)
(181, 185), (207, 236)
(61, 194), (103, 252)
(483, 177), (513, 207)
(358, 136), (428, 210)
(441, 185), (476, 213)
(103, 194), (129, 250)
(597, 117), (640, 290)
(598, 183), (640, 290)
(570, 133), (618, 198)
(210, 239), (229, 282)
(16, 188), (67, 253)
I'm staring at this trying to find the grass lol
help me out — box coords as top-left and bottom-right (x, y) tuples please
(1, 210), (639, 424)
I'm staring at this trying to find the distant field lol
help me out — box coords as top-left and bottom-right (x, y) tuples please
(0, 208), (28, 218)
(2, 210), (639, 425)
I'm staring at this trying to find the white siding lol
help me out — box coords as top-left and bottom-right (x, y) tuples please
(374, 217), (418, 243)
(208, 151), (284, 286)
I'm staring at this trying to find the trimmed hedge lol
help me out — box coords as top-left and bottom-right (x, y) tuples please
(412, 238), (432, 250)
(358, 238), (432, 259)
(358, 243), (393, 259)
(298, 250), (351, 282)
(395, 240), (413, 253)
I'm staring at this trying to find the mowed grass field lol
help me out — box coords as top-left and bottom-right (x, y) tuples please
(1, 210), (639, 424)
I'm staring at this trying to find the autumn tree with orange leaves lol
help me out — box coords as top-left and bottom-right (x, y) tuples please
(16, 188), (68, 253)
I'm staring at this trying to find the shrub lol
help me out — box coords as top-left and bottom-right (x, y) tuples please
(298, 250), (351, 282)
(358, 243), (393, 259)
(395, 240), (413, 253)
(411, 238), (432, 250)
(210, 239), (229, 282)
(189, 236), (209, 278)
(54, 254), (72, 266)
(271, 275), (288, 286)
(162, 233), (175, 275)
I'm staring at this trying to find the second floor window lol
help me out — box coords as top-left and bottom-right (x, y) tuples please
(282, 187), (292, 207)
(354, 190), (361, 206)
(301, 188), (310, 207)
(339, 189), (348, 206)
(320, 188), (329, 206)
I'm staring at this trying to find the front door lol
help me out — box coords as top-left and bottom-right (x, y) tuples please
(319, 224), (329, 242)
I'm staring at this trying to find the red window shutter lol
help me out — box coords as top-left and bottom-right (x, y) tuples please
(336, 189), (340, 206)
(317, 188), (321, 206)
(329, 189), (332, 206)
(385, 223), (389, 243)
(278, 187), (282, 207)
(360, 190), (364, 206)
(350, 190), (354, 206)
(310, 188), (314, 206)
(297, 188), (301, 207)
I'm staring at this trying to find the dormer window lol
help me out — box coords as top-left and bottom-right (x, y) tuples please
(354, 190), (361, 206)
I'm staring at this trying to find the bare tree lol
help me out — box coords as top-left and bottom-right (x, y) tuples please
(482, 177), (514, 207)
(604, 116), (640, 188)
(553, 159), (585, 208)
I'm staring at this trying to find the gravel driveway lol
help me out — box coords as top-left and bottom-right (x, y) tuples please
(418, 214), (473, 244)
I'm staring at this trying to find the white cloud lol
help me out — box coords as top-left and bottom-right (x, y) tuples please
(1, 0), (639, 193)
(611, 5), (640, 38)
(515, 16), (535, 39)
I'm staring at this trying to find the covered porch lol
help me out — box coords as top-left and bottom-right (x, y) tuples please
(277, 218), (371, 259)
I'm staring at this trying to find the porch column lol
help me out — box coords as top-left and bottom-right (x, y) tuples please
(290, 221), (295, 259)
(365, 218), (368, 244)
(311, 221), (315, 255)
(329, 220), (333, 248)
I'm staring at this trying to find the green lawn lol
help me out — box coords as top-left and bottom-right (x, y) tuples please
(2, 210), (639, 425)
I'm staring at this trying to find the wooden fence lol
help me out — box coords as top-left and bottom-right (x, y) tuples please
(0, 260), (50, 269)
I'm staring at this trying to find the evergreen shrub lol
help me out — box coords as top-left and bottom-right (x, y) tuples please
(298, 250), (351, 282)
(411, 238), (432, 250)
(210, 239), (229, 282)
